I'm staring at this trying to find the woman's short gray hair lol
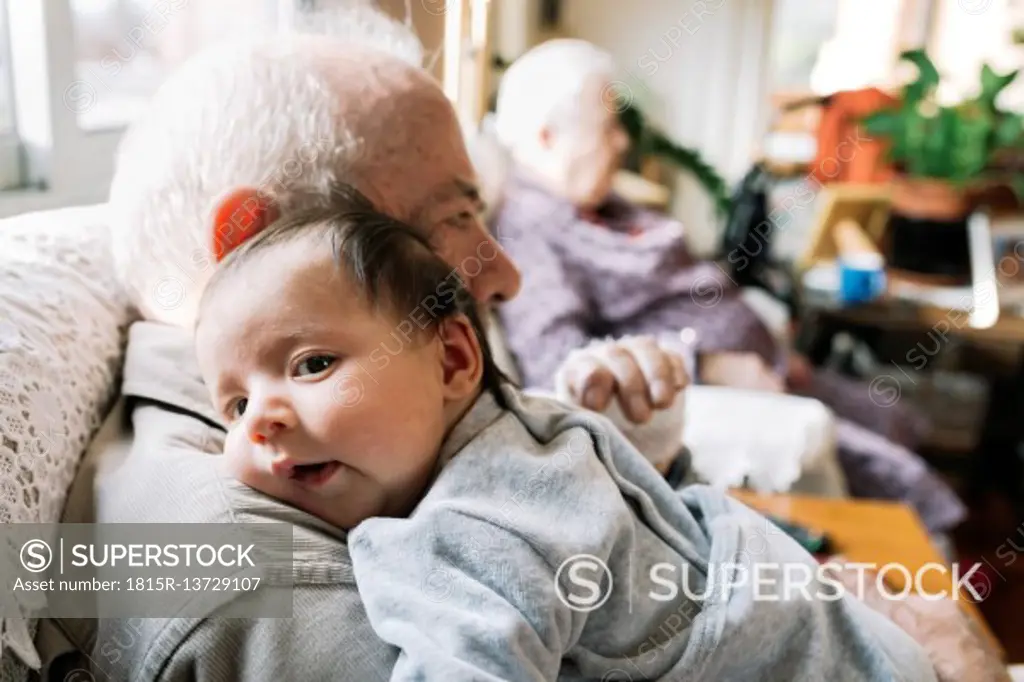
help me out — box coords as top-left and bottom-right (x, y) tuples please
(494, 39), (618, 151)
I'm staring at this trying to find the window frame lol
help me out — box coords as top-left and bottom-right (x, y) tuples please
(0, 0), (293, 217)
(442, 0), (493, 129)
(0, 0), (22, 190)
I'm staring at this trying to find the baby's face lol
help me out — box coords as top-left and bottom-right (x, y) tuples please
(195, 239), (449, 530)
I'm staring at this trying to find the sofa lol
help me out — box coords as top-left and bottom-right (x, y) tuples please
(0, 202), (843, 678)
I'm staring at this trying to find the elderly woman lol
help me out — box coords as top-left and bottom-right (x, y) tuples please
(492, 39), (965, 535)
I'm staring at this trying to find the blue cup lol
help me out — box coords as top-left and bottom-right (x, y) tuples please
(838, 254), (886, 305)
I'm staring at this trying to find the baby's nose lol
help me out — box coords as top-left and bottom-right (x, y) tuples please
(246, 400), (295, 445)
(249, 419), (284, 445)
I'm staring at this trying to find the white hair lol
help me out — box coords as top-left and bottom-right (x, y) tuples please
(493, 39), (617, 152)
(290, 2), (424, 66)
(109, 2), (423, 324)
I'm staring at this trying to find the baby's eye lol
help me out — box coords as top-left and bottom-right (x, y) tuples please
(230, 398), (248, 420)
(295, 355), (336, 377)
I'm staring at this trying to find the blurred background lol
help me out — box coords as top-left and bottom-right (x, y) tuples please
(0, 0), (1019, 233)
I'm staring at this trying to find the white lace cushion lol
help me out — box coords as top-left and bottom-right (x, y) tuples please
(0, 205), (131, 677)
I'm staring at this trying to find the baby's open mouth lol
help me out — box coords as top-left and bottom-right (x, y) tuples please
(290, 461), (342, 487)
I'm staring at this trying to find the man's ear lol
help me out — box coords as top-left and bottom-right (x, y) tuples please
(209, 187), (281, 262)
(438, 315), (484, 402)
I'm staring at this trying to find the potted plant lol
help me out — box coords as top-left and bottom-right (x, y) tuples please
(862, 49), (1023, 280)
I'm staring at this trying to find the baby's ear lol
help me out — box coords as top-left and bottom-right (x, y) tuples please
(209, 187), (281, 262)
(439, 315), (484, 402)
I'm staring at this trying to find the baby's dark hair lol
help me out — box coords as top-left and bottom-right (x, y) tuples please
(201, 184), (509, 406)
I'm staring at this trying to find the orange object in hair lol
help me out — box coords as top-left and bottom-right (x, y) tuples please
(210, 188), (280, 262)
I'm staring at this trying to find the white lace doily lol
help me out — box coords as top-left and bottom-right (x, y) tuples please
(0, 206), (131, 678)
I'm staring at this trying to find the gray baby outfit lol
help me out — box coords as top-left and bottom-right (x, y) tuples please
(349, 385), (936, 681)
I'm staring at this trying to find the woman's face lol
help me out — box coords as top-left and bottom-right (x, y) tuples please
(551, 76), (632, 209)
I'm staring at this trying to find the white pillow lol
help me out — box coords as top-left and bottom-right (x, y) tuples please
(0, 205), (131, 675)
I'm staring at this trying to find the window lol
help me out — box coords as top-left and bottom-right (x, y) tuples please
(0, 1), (14, 135)
(768, 0), (840, 95)
(768, 0), (1022, 104)
(0, 0), (458, 213)
(929, 0), (1024, 110)
(768, 0), (908, 98)
(69, 0), (282, 130)
(0, 0), (20, 190)
(442, 0), (493, 127)
(762, 0), (1019, 169)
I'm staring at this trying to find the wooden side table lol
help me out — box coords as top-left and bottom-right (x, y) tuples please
(793, 286), (1024, 516)
(730, 490), (1004, 659)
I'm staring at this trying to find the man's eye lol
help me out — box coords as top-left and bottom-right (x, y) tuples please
(449, 210), (481, 227)
(295, 355), (336, 377)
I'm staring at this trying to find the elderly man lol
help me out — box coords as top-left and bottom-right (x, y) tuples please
(35, 16), (682, 681)
(492, 39), (965, 535)
(34, 10), (996, 682)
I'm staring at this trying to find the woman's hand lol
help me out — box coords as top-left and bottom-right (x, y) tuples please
(555, 336), (689, 423)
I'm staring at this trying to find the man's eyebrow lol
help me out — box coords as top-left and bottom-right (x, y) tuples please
(453, 179), (486, 209)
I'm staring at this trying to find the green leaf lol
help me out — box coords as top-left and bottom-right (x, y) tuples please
(862, 108), (912, 167)
(903, 110), (931, 176)
(900, 48), (940, 104)
(979, 64), (1019, 108)
(862, 109), (903, 137)
(851, 48), (1020, 182)
(995, 113), (1023, 148)
(647, 132), (732, 216)
(953, 113), (991, 179)
(924, 108), (957, 178)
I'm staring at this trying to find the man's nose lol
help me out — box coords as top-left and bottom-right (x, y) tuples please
(245, 397), (296, 445)
(472, 237), (522, 304)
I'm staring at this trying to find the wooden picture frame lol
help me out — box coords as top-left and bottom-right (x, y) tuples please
(798, 184), (892, 269)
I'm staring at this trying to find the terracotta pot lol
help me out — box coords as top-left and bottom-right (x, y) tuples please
(890, 176), (970, 221)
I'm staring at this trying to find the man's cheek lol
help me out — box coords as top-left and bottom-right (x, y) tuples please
(426, 224), (457, 266)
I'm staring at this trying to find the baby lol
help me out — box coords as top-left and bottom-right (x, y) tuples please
(194, 187), (934, 681)
(195, 186), (506, 532)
